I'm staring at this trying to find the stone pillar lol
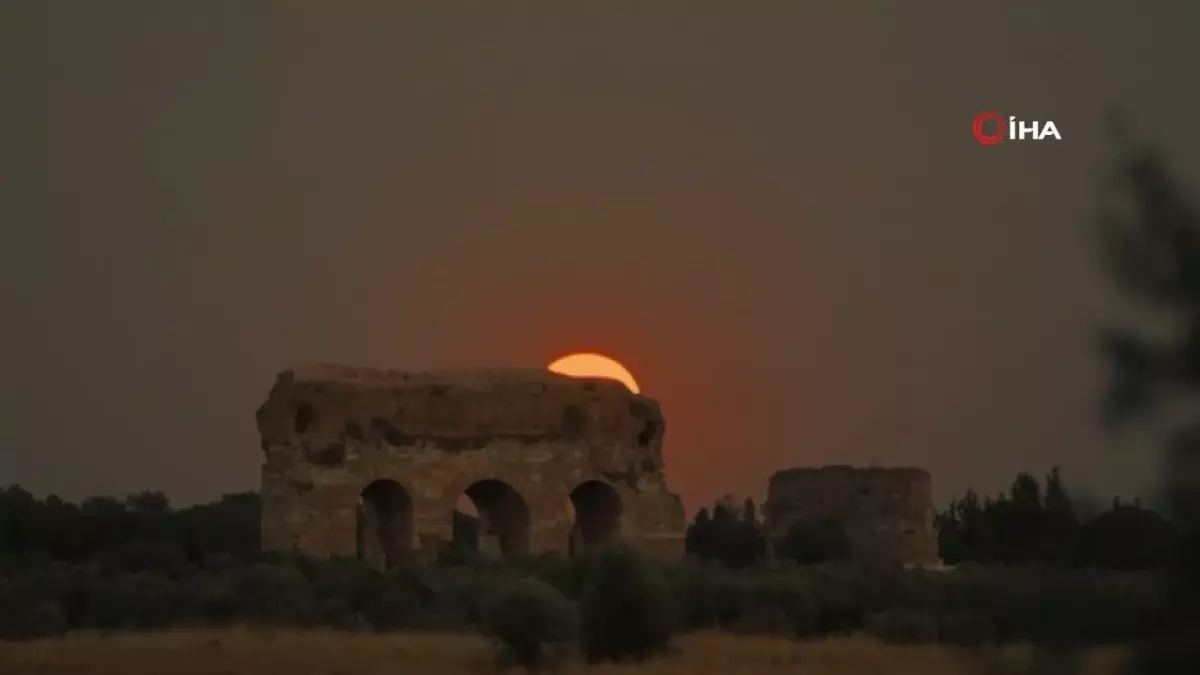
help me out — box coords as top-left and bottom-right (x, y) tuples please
(412, 493), (452, 562)
(260, 447), (306, 554)
(302, 486), (358, 559)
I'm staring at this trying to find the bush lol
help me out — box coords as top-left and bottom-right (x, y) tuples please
(751, 572), (817, 636)
(807, 567), (864, 634)
(484, 577), (577, 672)
(0, 538), (1165, 648)
(864, 608), (939, 645)
(579, 546), (675, 663)
(525, 553), (587, 601)
(938, 611), (994, 646)
(28, 601), (67, 639)
(358, 567), (426, 630)
(667, 562), (749, 630)
(0, 575), (68, 640)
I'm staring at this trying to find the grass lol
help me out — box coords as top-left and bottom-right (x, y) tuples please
(0, 629), (1128, 675)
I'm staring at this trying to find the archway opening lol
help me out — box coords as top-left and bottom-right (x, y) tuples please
(569, 480), (623, 556)
(358, 479), (413, 570)
(451, 480), (530, 558)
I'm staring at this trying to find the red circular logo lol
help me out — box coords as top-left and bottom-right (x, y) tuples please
(972, 112), (1005, 145)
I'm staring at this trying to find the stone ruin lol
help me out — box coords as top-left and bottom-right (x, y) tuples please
(255, 364), (687, 569)
(762, 465), (940, 567)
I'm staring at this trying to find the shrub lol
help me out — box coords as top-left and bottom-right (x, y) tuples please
(752, 572), (817, 636)
(864, 608), (939, 645)
(938, 611), (995, 646)
(0, 542), (1165, 647)
(0, 574), (67, 640)
(664, 561), (718, 629)
(579, 546), (675, 663)
(28, 601), (67, 639)
(807, 567), (864, 634)
(484, 577), (577, 672)
(706, 568), (752, 629)
(356, 566), (429, 630)
(526, 553), (587, 601)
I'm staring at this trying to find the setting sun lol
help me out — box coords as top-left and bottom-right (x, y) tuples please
(547, 352), (640, 394)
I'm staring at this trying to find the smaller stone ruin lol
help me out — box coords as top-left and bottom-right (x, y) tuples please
(763, 465), (940, 567)
(255, 364), (687, 569)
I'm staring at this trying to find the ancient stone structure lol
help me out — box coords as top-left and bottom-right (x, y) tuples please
(256, 364), (686, 568)
(763, 465), (940, 567)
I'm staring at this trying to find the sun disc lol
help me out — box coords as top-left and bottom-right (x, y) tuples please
(547, 352), (640, 394)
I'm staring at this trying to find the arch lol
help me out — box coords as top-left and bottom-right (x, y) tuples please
(451, 479), (531, 557)
(569, 480), (623, 555)
(358, 479), (413, 570)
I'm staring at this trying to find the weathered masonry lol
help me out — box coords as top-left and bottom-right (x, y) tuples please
(763, 465), (940, 567)
(256, 364), (687, 569)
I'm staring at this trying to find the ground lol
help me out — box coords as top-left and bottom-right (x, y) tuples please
(0, 630), (1126, 675)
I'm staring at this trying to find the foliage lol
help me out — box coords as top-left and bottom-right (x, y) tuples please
(685, 498), (764, 569)
(676, 468), (1173, 573)
(579, 546), (676, 663)
(735, 567), (817, 636)
(778, 517), (852, 565)
(0, 478), (1177, 648)
(935, 467), (1173, 570)
(1092, 121), (1200, 672)
(0, 542), (1167, 646)
(864, 608), (939, 645)
(483, 577), (576, 672)
(936, 611), (994, 646)
(0, 488), (260, 565)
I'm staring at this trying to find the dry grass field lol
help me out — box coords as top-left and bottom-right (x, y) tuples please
(0, 629), (1128, 675)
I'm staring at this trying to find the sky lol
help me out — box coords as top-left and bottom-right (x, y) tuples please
(2, 2), (1198, 515)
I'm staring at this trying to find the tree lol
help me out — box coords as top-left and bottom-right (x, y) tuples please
(935, 466), (1169, 569)
(0, 486), (260, 565)
(684, 508), (711, 559)
(742, 498), (757, 527)
(684, 500), (764, 569)
(1095, 120), (1200, 673)
(777, 517), (850, 565)
(579, 546), (675, 663)
(989, 473), (1046, 564)
(1079, 499), (1171, 570)
(1042, 466), (1081, 566)
(956, 489), (994, 562)
(740, 498), (766, 563)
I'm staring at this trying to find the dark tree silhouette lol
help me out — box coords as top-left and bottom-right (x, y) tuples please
(684, 507), (712, 559)
(0, 486), (260, 564)
(935, 466), (1168, 570)
(1079, 498), (1172, 571)
(1094, 119), (1200, 673)
(684, 498), (764, 568)
(777, 516), (851, 565)
(1042, 467), (1081, 566)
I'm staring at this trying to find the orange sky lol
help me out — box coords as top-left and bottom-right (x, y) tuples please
(2, 2), (1197, 515)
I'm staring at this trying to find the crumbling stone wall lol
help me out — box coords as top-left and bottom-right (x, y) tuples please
(256, 364), (686, 568)
(763, 465), (940, 567)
